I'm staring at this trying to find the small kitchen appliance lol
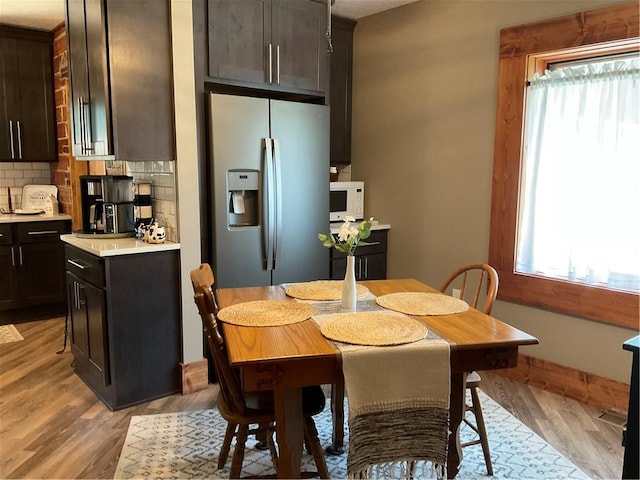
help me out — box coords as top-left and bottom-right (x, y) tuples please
(80, 175), (135, 234)
(329, 181), (364, 222)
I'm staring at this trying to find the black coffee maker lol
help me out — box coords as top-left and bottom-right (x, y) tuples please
(80, 175), (135, 234)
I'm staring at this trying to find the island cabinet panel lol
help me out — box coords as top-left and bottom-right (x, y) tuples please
(0, 26), (57, 162)
(0, 220), (71, 318)
(207, 0), (328, 97)
(65, 245), (181, 410)
(65, 0), (175, 161)
(330, 229), (388, 281)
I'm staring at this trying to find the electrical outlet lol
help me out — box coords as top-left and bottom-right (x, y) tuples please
(452, 288), (462, 299)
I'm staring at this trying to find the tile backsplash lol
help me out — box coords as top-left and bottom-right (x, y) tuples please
(0, 162), (52, 211)
(105, 160), (178, 242)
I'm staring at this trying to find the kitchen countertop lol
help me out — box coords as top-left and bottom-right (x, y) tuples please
(0, 213), (72, 223)
(61, 234), (180, 257)
(329, 221), (390, 234)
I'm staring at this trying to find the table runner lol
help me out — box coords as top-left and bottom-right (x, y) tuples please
(312, 298), (450, 479)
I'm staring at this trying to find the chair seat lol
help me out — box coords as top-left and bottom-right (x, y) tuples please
(242, 386), (326, 416)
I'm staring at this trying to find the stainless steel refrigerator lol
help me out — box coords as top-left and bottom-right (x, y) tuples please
(207, 93), (330, 288)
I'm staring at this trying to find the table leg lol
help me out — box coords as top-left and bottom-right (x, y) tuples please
(274, 387), (304, 479)
(326, 380), (345, 455)
(447, 372), (466, 479)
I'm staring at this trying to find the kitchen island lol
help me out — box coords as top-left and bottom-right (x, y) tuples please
(60, 234), (182, 410)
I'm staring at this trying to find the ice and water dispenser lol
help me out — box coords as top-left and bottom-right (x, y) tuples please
(227, 170), (259, 227)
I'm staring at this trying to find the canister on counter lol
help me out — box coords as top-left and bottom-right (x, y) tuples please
(133, 180), (153, 227)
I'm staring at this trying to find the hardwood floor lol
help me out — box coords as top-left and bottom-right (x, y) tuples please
(0, 318), (625, 479)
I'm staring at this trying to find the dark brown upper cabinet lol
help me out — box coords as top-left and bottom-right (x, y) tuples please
(329, 16), (356, 166)
(208, 0), (328, 97)
(0, 26), (57, 163)
(65, 0), (175, 161)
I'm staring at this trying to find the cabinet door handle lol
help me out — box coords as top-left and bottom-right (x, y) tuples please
(357, 257), (362, 279)
(82, 98), (93, 152)
(67, 259), (87, 270)
(366, 241), (381, 247)
(77, 97), (85, 153)
(16, 121), (22, 159)
(77, 283), (85, 307)
(10, 246), (15, 267)
(74, 281), (80, 310)
(268, 43), (273, 83)
(28, 230), (59, 236)
(18, 246), (23, 265)
(276, 44), (280, 85)
(364, 257), (368, 278)
(9, 120), (15, 159)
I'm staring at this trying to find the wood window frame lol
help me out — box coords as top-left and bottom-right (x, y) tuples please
(488, 2), (639, 329)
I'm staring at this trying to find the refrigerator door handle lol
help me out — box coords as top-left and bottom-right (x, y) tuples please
(263, 137), (276, 270)
(272, 138), (283, 269)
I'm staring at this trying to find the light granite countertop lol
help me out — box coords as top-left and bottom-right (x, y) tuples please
(61, 234), (180, 257)
(0, 213), (72, 224)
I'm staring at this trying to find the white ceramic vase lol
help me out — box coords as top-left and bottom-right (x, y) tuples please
(342, 255), (357, 310)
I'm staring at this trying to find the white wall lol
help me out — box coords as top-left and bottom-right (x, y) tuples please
(351, 0), (637, 383)
(171, 0), (203, 365)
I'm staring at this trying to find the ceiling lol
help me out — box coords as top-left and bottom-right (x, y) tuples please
(0, 0), (419, 31)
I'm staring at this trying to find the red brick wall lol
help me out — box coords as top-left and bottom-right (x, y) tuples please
(51, 24), (71, 214)
(51, 23), (86, 230)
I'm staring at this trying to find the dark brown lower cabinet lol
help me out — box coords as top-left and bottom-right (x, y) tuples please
(330, 229), (388, 281)
(65, 244), (181, 410)
(0, 220), (71, 321)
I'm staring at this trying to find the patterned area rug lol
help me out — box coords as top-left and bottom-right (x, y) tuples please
(114, 389), (588, 479)
(0, 324), (23, 344)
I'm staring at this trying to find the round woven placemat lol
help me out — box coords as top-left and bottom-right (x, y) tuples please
(285, 280), (369, 301)
(320, 312), (428, 346)
(217, 300), (316, 327)
(375, 292), (469, 316)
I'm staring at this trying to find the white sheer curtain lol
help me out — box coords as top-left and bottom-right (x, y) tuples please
(516, 59), (640, 292)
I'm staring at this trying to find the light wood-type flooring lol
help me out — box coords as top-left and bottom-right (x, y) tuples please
(0, 318), (625, 479)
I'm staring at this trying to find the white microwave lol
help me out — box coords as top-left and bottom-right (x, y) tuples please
(330, 181), (364, 222)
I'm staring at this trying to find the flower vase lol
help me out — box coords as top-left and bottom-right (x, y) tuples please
(342, 255), (357, 310)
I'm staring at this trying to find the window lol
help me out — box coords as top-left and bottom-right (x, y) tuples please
(489, 2), (639, 329)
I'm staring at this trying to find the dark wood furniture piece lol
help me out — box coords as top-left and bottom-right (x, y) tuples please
(330, 228), (388, 281)
(207, 0), (328, 97)
(65, 0), (175, 161)
(65, 244), (181, 410)
(216, 278), (538, 479)
(190, 263), (329, 478)
(329, 16), (356, 166)
(0, 220), (71, 323)
(623, 335), (639, 479)
(0, 25), (57, 163)
(440, 263), (500, 476)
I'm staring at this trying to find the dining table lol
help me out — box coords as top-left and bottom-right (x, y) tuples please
(216, 278), (539, 479)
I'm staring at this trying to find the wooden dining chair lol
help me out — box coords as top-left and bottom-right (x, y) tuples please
(440, 263), (499, 476)
(190, 264), (330, 479)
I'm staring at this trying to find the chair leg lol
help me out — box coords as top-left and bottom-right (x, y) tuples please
(218, 422), (236, 469)
(303, 417), (330, 479)
(230, 424), (249, 479)
(327, 380), (345, 455)
(266, 428), (279, 474)
(469, 385), (493, 476)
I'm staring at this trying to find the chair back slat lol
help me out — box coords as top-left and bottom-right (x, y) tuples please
(191, 264), (247, 415)
(440, 263), (499, 315)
